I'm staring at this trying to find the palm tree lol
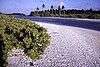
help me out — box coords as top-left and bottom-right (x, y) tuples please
(62, 5), (65, 15)
(36, 7), (39, 12)
(36, 7), (39, 16)
(42, 4), (45, 11)
(58, 6), (61, 16)
(50, 5), (54, 14)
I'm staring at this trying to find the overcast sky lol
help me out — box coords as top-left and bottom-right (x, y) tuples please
(0, 0), (100, 15)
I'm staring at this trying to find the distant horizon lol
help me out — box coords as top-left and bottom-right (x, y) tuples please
(0, 0), (100, 15)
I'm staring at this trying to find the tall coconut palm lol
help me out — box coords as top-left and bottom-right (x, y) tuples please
(36, 7), (39, 11)
(42, 4), (45, 11)
(58, 6), (61, 16)
(50, 5), (54, 14)
(62, 5), (65, 15)
(36, 7), (39, 16)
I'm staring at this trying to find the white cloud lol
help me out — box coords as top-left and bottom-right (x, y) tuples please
(60, 2), (64, 8)
(60, 2), (64, 6)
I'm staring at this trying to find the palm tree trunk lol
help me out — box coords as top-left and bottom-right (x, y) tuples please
(64, 10), (65, 17)
(52, 9), (53, 15)
(59, 10), (61, 16)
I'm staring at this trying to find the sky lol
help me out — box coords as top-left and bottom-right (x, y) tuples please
(0, 0), (100, 15)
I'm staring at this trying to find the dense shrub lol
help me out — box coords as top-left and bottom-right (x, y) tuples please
(0, 14), (50, 67)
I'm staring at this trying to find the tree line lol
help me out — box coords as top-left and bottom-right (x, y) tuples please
(30, 4), (100, 19)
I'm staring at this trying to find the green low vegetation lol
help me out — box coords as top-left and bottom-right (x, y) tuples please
(30, 9), (100, 19)
(0, 14), (50, 67)
(30, 4), (100, 19)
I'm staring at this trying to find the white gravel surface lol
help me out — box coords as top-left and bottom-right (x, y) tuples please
(8, 22), (100, 67)
(7, 48), (33, 67)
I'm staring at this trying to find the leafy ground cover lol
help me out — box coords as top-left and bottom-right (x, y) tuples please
(0, 14), (50, 67)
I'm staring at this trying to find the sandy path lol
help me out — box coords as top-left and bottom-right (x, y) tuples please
(32, 22), (100, 67)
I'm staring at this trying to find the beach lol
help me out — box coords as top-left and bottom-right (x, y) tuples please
(8, 22), (100, 67)
(33, 22), (100, 67)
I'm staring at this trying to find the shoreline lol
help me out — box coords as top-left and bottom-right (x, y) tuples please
(29, 16), (100, 21)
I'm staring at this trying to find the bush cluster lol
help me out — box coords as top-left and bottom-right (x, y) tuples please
(0, 14), (50, 67)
